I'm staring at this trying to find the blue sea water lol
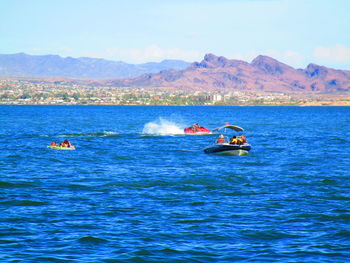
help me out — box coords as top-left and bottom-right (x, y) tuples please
(0, 105), (349, 262)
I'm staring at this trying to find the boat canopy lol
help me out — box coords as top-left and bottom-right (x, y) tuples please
(213, 124), (244, 132)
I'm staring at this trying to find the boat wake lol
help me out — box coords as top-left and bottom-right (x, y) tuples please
(58, 131), (119, 137)
(142, 118), (184, 135)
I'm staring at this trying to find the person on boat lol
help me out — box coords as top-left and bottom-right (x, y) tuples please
(50, 141), (58, 146)
(230, 136), (238, 144)
(236, 137), (243, 145)
(236, 135), (247, 145)
(216, 134), (227, 144)
(192, 123), (199, 131)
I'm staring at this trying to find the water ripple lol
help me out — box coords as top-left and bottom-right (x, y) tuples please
(0, 105), (349, 262)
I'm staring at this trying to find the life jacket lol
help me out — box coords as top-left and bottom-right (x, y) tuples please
(230, 138), (238, 144)
(237, 138), (243, 145)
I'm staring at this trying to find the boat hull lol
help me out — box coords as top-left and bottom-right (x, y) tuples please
(204, 143), (251, 156)
(184, 127), (211, 134)
(48, 146), (76, 150)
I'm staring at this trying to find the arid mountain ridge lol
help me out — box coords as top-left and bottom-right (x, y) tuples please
(2, 53), (350, 95)
(0, 53), (190, 79)
(106, 53), (350, 94)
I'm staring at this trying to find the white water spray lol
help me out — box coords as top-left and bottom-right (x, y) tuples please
(142, 118), (184, 135)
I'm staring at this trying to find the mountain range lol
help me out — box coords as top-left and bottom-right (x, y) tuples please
(105, 53), (350, 94)
(0, 53), (190, 79)
(1, 52), (350, 94)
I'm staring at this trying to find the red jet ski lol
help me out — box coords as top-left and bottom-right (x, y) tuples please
(184, 124), (211, 134)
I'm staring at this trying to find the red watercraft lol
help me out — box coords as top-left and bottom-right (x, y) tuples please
(184, 124), (211, 134)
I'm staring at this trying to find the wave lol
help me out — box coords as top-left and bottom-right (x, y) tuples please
(0, 134), (50, 139)
(0, 200), (47, 206)
(0, 181), (35, 188)
(78, 236), (108, 244)
(58, 131), (119, 138)
(142, 117), (184, 135)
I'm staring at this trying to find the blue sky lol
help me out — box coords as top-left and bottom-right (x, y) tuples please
(1, 0), (350, 69)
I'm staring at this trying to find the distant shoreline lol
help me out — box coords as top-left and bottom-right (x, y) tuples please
(2, 78), (349, 107)
(1, 103), (349, 106)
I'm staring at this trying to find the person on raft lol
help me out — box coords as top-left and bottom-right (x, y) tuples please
(58, 139), (72, 147)
(63, 139), (72, 147)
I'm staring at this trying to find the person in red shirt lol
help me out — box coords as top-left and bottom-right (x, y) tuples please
(216, 134), (227, 144)
(63, 139), (71, 147)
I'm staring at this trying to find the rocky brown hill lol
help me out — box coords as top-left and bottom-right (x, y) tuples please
(106, 53), (350, 94)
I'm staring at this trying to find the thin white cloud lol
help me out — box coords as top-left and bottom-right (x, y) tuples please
(28, 45), (204, 63)
(28, 46), (307, 68)
(267, 50), (305, 68)
(313, 44), (350, 63)
(105, 45), (204, 63)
